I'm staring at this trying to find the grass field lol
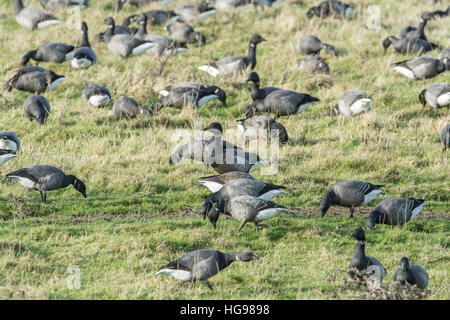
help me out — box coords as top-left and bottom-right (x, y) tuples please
(0, 0), (448, 299)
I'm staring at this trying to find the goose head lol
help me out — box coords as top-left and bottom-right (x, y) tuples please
(399, 257), (410, 272)
(208, 86), (226, 106)
(351, 227), (366, 242)
(203, 122), (223, 136)
(250, 34), (266, 46)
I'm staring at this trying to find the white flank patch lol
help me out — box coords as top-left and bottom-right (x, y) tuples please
(255, 208), (286, 222)
(271, 0), (285, 6)
(298, 102), (312, 113)
(198, 95), (218, 107)
(259, 190), (287, 201)
(71, 58), (92, 69)
(37, 20), (62, 29)
(237, 124), (245, 132)
(198, 180), (223, 193)
(7, 176), (36, 189)
(162, 0), (177, 5)
(198, 65), (220, 77)
(345, 7), (354, 17)
(159, 90), (170, 97)
(89, 95), (110, 107)
(199, 10), (217, 19)
(65, 51), (74, 60)
(164, 48), (189, 56)
(0, 154), (17, 167)
(411, 203), (425, 220)
(437, 92), (450, 107)
(132, 42), (155, 56)
(351, 98), (372, 115)
(169, 16), (180, 22)
(0, 140), (18, 152)
(249, 160), (268, 172)
(49, 77), (66, 90)
(155, 269), (192, 281)
(392, 66), (415, 79)
(363, 190), (383, 205)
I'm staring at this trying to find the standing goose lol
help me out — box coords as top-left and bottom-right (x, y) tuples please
(441, 123), (450, 151)
(419, 83), (450, 113)
(71, 22), (97, 69)
(6, 165), (86, 202)
(200, 178), (287, 219)
(155, 249), (259, 290)
(166, 22), (206, 47)
(382, 36), (437, 55)
(296, 35), (336, 56)
(112, 96), (152, 120)
(4, 66), (66, 94)
(198, 34), (266, 77)
(23, 95), (51, 125)
(246, 72), (281, 102)
(153, 83), (226, 111)
(207, 195), (287, 231)
(134, 14), (185, 57)
(398, 11), (436, 41)
(15, 0), (61, 30)
(0, 132), (20, 167)
(331, 91), (372, 116)
(250, 89), (320, 117)
(366, 198), (425, 229)
(172, 3), (217, 22)
(40, 0), (88, 11)
(236, 113), (289, 144)
(82, 84), (111, 107)
(102, 17), (155, 58)
(198, 171), (254, 193)
(20, 42), (75, 65)
(306, 0), (354, 19)
(393, 257), (429, 289)
(298, 55), (330, 73)
(320, 180), (384, 218)
(392, 57), (448, 80)
(349, 227), (386, 282)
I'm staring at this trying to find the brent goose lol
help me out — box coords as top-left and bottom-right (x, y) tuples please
(122, 10), (176, 26)
(331, 91), (372, 116)
(246, 72), (281, 102)
(20, 42), (75, 65)
(419, 82), (450, 113)
(166, 22), (206, 47)
(392, 57), (448, 80)
(40, 0), (88, 11)
(4, 66), (66, 94)
(382, 36), (437, 55)
(71, 21), (97, 69)
(198, 171), (254, 193)
(393, 257), (429, 289)
(398, 11), (436, 41)
(173, 3), (217, 22)
(306, 0), (354, 19)
(298, 55), (330, 73)
(441, 123), (450, 151)
(366, 198), (425, 229)
(0, 132), (20, 167)
(296, 35), (336, 56)
(6, 164), (87, 202)
(112, 96), (152, 119)
(237, 113), (289, 143)
(15, 0), (61, 30)
(23, 95), (51, 124)
(82, 84), (111, 107)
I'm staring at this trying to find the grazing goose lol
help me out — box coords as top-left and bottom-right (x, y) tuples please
(438, 48), (450, 61)
(112, 96), (152, 120)
(134, 14), (185, 57)
(6, 164), (86, 202)
(331, 91), (372, 116)
(198, 34), (266, 77)
(306, 0), (354, 19)
(40, 0), (88, 11)
(398, 11), (436, 41)
(15, 0), (61, 30)
(198, 171), (254, 193)
(200, 178), (287, 219)
(155, 249), (259, 290)
(296, 35), (336, 56)
(432, 5), (450, 17)
(250, 89), (320, 117)
(392, 57), (448, 80)
(246, 72), (281, 102)
(0, 132), (20, 167)
(173, 3), (217, 22)
(20, 42), (75, 65)
(71, 22), (97, 69)
(237, 113), (289, 143)
(320, 180), (384, 218)
(366, 198), (425, 229)
(102, 17), (154, 57)
(166, 22), (206, 47)
(207, 195), (287, 231)
(123, 10), (176, 26)
(441, 123), (450, 151)
(298, 55), (330, 73)
(82, 84), (111, 107)
(393, 257), (429, 289)
(419, 83), (450, 113)
(382, 36), (437, 55)
(153, 83), (226, 111)
(349, 227), (386, 283)
(4, 66), (66, 94)
(23, 95), (51, 125)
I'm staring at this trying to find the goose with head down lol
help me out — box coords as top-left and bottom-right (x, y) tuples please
(112, 96), (152, 120)
(15, 0), (61, 30)
(23, 95), (51, 125)
(331, 91), (372, 116)
(419, 82), (450, 113)
(4, 66), (66, 94)
(392, 56), (449, 80)
(296, 35), (337, 56)
(366, 198), (426, 229)
(198, 171), (254, 193)
(82, 84), (111, 107)
(382, 36), (438, 55)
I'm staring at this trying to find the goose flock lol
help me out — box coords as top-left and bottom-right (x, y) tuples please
(2, 0), (449, 294)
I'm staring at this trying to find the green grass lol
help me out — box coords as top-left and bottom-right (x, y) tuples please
(0, 0), (448, 299)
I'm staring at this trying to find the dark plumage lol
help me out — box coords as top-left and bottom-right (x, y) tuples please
(296, 35), (336, 56)
(320, 180), (384, 218)
(393, 257), (429, 289)
(20, 42), (75, 65)
(40, 0), (88, 11)
(15, 0), (61, 30)
(112, 96), (152, 120)
(155, 249), (259, 290)
(441, 123), (450, 151)
(198, 171), (254, 193)
(246, 72), (281, 102)
(418, 83), (450, 113)
(4, 66), (66, 94)
(366, 198), (425, 229)
(123, 10), (176, 26)
(306, 0), (354, 19)
(398, 11), (436, 41)
(237, 113), (289, 144)
(22, 95), (51, 125)
(0, 132), (20, 167)
(6, 164), (87, 202)
(166, 22), (206, 46)
(392, 57), (448, 80)
(82, 84), (111, 107)
(71, 21), (97, 69)
(382, 36), (437, 55)
(298, 55), (330, 73)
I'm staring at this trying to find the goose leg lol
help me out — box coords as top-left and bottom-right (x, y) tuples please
(238, 221), (247, 232)
(39, 191), (47, 203)
(349, 207), (354, 218)
(189, 279), (194, 289)
(254, 222), (259, 232)
(204, 280), (213, 291)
